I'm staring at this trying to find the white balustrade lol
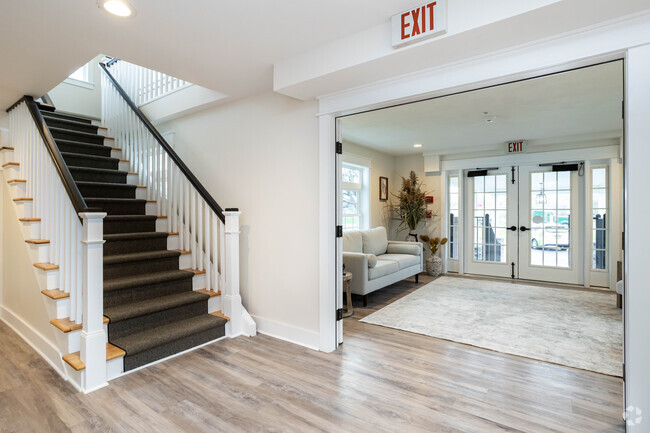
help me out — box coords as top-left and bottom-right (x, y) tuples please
(101, 62), (228, 296)
(8, 100), (107, 389)
(107, 59), (192, 107)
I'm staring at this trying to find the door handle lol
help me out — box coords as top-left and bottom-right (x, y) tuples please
(520, 226), (530, 232)
(508, 226), (518, 231)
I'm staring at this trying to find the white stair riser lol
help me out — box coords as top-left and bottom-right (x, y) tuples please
(8, 182), (26, 197)
(136, 188), (147, 200)
(110, 149), (122, 159)
(4, 165), (20, 178)
(104, 138), (115, 146)
(156, 218), (169, 232)
(43, 296), (70, 320)
(20, 220), (40, 239)
(127, 174), (139, 184)
(35, 268), (59, 291)
(97, 128), (107, 137)
(118, 161), (129, 171)
(207, 296), (221, 313)
(28, 243), (50, 264)
(14, 201), (33, 218)
(167, 235), (179, 250)
(145, 202), (157, 215)
(192, 273), (206, 290)
(106, 356), (124, 381)
(1, 149), (15, 164)
(179, 254), (191, 269)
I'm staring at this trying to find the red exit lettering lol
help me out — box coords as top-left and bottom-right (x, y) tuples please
(508, 141), (524, 153)
(401, 2), (437, 40)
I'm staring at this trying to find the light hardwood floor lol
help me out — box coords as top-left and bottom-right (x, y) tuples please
(0, 274), (624, 432)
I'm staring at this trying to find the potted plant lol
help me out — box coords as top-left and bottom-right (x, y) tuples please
(419, 235), (448, 276)
(388, 171), (428, 241)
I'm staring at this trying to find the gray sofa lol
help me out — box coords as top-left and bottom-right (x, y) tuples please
(343, 227), (423, 306)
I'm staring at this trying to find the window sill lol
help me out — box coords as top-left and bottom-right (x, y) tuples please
(64, 78), (94, 90)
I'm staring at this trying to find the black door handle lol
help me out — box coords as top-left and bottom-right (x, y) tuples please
(520, 226), (530, 232)
(508, 226), (518, 231)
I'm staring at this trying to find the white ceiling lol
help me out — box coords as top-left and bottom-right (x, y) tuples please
(0, 0), (426, 110)
(340, 61), (624, 157)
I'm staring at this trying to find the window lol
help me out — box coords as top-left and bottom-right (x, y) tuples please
(342, 162), (369, 232)
(448, 175), (459, 259)
(65, 64), (94, 89)
(592, 167), (608, 270)
(473, 174), (508, 263)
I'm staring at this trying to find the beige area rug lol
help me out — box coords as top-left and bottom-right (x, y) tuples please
(360, 276), (623, 376)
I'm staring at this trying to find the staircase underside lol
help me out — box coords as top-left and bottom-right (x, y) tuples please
(42, 109), (227, 371)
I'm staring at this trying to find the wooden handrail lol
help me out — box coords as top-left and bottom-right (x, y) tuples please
(6, 95), (101, 216)
(99, 60), (225, 223)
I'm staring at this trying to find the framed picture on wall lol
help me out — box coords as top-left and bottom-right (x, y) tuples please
(379, 177), (388, 201)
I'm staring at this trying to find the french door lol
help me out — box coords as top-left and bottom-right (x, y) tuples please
(464, 165), (582, 284)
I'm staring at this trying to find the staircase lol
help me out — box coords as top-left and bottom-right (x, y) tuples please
(41, 109), (228, 372)
(3, 58), (254, 393)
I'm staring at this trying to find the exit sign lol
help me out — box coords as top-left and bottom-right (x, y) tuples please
(392, 0), (447, 48)
(507, 141), (526, 153)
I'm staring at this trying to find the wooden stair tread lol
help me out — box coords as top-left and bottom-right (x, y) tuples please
(177, 250), (191, 255)
(7, 179), (26, 183)
(146, 200), (156, 203)
(105, 137), (115, 140)
(169, 232), (179, 236)
(111, 147), (122, 151)
(136, 185), (147, 189)
(157, 216), (167, 219)
(13, 197), (33, 201)
(1, 146), (14, 150)
(19, 218), (41, 222)
(26, 239), (50, 244)
(196, 289), (221, 298)
(128, 172), (138, 175)
(41, 289), (69, 300)
(211, 310), (230, 321)
(63, 343), (125, 371)
(183, 268), (206, 275)
(34, 262), (58, 271)
(2, 162), (19, 167)
(98, 126), (108, 130)
(51, 316), (110, 333)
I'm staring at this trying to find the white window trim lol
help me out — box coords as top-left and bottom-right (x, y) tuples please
(341, 159), (370, 232)
(64, 64), (94, 90)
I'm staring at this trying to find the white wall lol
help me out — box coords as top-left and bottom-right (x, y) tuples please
(625, 43), (650, 431)
(157, 91), (321, 348)
(47, 55), (103, 119)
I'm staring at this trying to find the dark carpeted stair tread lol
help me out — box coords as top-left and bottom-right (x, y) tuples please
(104, 249), (181, 265)
(69, 166), (126, 175)
(77, 180), (136, 188)
(43, 116), (99, 134)
(104, 269), (194, 292)
(111, 314), (227, 356)
(55, 140), (113, 158)
(84, 197), (147, 216)
(41, 111), (95, 124)
(104, 291), (209, 324)
(104, 215), (158, 222)
(104, 232), (168, 241)
(48, 126), (106, 143)
(60, 152), (119, 164)
(76, 181), (137, 198)
(69, 166), (127, 184)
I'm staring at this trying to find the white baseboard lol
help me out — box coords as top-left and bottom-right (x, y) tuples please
(0, 305), (66, 380)
(250, 314), (320, 351)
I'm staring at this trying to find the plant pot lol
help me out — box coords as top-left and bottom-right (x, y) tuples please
(407, 231), (418, 242)
(426, 255), (442, 276)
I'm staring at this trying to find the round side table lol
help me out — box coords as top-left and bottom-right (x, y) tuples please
(343, 272), (353, 317)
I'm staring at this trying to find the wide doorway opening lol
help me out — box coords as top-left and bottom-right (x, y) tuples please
(335, 60), (624, 431)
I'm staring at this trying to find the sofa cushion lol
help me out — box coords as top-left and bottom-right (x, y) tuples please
(368, 259), (399, 280)
(343, 231), (362, 253)
(379, 253), (420, 270)
(386, 242), (421, 256)
(362, 227), (388, 256)
(367, 254), (378, 268)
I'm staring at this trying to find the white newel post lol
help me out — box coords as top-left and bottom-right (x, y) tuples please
(80, 212), (107, 393)
(223, 210), (242, 337)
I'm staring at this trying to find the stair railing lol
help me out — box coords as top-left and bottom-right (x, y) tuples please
(6, 96), (107, 391)
(99, 59), (249, 337)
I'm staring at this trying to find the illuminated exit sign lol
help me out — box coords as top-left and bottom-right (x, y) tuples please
(391, 0), (447, 48)
(507, 141), (526, 153)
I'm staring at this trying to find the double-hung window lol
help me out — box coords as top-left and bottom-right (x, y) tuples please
(342, 162), (368, 232)
(65, 64), (94, 89)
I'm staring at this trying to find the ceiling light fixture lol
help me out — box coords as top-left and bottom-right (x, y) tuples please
(413, 143), (423, 148)
(98, 0), (135, 17)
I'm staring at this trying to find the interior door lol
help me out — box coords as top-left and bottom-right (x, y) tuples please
(464, 168), (519, 278)
(518, 165), (581, 284)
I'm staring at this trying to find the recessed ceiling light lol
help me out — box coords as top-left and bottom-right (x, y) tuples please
(413, 143), (422, 148)
(98, 0), (135, 17)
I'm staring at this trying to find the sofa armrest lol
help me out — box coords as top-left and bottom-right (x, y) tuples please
(343, 252), (369, 293)
(386, 241), (422, 256)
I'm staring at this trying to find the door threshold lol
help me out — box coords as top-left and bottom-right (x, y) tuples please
(446, 273), (614, 294)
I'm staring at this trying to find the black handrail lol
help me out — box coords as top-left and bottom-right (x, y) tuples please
(39, 93), (56, 111)
(6, 95), (101, 217)
(99, 60), (225, 223)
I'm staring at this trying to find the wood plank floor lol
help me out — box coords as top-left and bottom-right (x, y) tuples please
(0, 275), (624, 432)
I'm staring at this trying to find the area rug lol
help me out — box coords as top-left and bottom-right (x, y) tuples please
(360, 276), (623, 376)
